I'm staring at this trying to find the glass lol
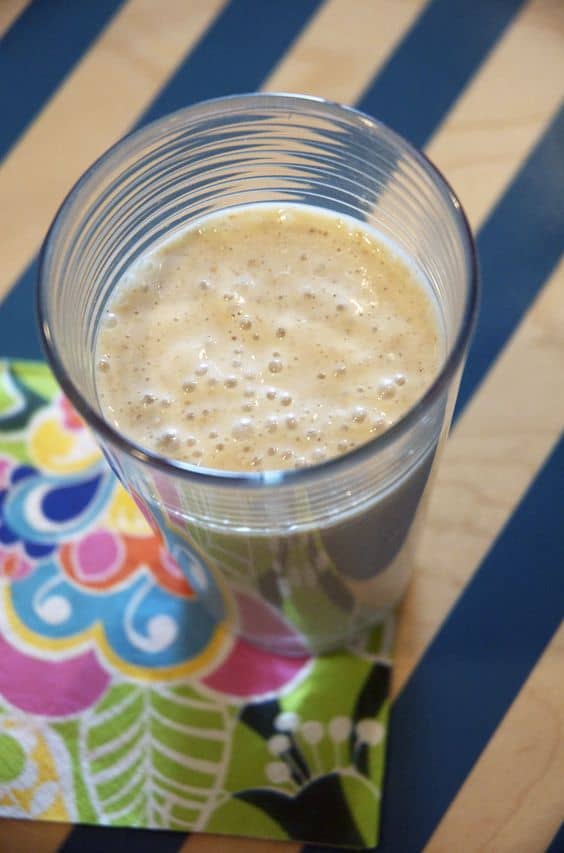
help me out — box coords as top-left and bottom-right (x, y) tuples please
(38, 93), (478, 655)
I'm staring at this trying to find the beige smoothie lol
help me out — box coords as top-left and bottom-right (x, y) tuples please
(95, 204), (443, 652)
(96, 204), (441, 470)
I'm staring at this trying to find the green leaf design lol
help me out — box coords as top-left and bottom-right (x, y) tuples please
(368, 702), (389, 786)
(0, 437), (30, 463)
(0, 362), (51, 432)
(52, 719), (97, 823)
(0, 374), (14, 415)
(184, 520), (276, 589)
(278, 656), (368, 776)
(0, 361), (58, 460)
(78, 682), (235, 829)
(222, 713), (274, 793)
(340, 772), (380, 847)
(349, 662), (390, 777)
(0, 732), (26, 783)
(235, 773), (367, 847)
(11, 361), (58, 402)
(203, 796), (288, 840)
(282, 655), (370, 721)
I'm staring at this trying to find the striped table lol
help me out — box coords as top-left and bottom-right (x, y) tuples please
(0, 1), (562, 851)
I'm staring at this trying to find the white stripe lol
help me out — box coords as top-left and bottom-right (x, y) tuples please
(91, 741), (144, 785)
(159, 687), (218, 712)
(103, 763), (146, 809)
(87, 714), (144, 762)
(151, 784), (205, 814)
(152, 766), (211, 800)
(152, 739), (220, 776)
(151, 706), (227, 742)
(427, 0), (564, 231)
(89, 688), (141, 728)
(102, 787), (146, 822)
(265, 0), (429, 105)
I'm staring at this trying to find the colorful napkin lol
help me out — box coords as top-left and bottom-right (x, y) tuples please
(0, 361), (393, 849)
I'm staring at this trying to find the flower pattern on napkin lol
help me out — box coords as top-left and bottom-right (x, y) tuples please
(0, 361), (392, 848)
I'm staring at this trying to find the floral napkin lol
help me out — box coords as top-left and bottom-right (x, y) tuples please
(0, 361), (393, 849)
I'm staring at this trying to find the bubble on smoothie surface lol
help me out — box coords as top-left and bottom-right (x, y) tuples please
(95, 204), (442, 472)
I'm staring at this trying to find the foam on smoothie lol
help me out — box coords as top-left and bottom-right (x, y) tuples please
(95, 205), (442, 471)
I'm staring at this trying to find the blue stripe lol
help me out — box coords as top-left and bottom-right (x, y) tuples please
(8, 96), (560, 374)
(346, 99), (562, 853)
(140, 0), (324, 126)
(303, 111), (564, 852)
(546, 824), (564, 853)
(0, 0), (323, 360)
(0, 0), (126, 163)
(57, 824), (184, 852)
(374, 435), (564, 852)
(455, 106), (564, 418)
(358, 0), (526, 148)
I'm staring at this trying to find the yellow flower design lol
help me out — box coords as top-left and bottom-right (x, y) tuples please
(0, 716), (73, 821)
(29, 411), (100, 475)
(104, 487), (153, 537)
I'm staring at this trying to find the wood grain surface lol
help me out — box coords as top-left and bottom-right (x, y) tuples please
(0, 0), (27, 37)
(0, 1), (562, 851)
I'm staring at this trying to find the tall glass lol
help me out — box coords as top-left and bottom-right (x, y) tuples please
(37, 94), (478, 656)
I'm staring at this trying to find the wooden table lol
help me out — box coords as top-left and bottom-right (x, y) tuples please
(0, 1), (562, 851)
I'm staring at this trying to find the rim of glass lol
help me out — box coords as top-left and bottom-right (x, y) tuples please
(37, 92), (479, 490)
